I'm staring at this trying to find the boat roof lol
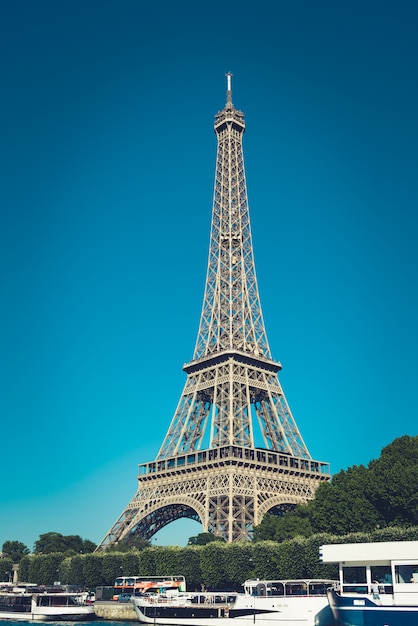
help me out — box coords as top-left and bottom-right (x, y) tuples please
(244, 578), (335, 585)
(320, 540), (418, 564)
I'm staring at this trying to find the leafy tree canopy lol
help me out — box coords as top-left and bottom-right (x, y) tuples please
(105, 536), (151, 552)
(33, 532), (96, 555)
(367, 435), (418, 525)
(253, 435), (418, 541)
(188, 532), (226, 545)
(1, 540), (30, 563)
(253, 508), (313, 543)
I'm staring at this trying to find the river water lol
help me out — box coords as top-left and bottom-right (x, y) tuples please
(0, 622), (130, 626)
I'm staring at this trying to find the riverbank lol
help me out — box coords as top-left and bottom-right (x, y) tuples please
(94, 600), (137, 621)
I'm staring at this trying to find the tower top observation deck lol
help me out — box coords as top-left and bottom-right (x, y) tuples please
(214, 72), (245, 134)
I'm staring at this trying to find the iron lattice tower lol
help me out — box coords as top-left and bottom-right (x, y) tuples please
(96, 75), (330, 549)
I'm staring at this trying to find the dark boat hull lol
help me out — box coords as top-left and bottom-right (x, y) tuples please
(327, 587), (418, 626)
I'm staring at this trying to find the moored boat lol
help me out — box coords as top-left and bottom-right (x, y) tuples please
(0, 586), (96, 621)
(320, 540), (418, 626)
(113, 575), (186, 600)
(131, 577), (336, 626)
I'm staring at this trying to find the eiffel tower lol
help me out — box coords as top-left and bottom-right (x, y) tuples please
(96, 74), (330, 549)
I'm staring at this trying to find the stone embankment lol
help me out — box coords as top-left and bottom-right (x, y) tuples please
(94, 600), (137, 621)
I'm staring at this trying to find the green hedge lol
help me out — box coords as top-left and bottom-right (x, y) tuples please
(17, 525), (418, 589)
(0, 558), (13, 583)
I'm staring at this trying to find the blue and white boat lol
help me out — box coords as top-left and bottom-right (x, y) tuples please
(320, 540), (418, 626)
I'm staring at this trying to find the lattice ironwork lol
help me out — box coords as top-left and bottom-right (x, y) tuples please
(96, 75), (330, 550)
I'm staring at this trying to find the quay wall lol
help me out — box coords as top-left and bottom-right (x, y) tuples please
(94, 600), (137, 621)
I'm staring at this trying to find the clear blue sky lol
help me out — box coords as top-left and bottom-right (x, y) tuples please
(1, 0), (417, 552)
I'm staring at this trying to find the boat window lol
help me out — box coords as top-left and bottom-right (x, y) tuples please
(342, 566), (367, 593)
(267, 582), (284, 596)
(255, 583), (267, 596)
(371, 565), (392, 585)
(285, 582), (307, 596)
(343, 566), (366, 583)
(394, 564), (418, 583)
(308, 582), (328, 595)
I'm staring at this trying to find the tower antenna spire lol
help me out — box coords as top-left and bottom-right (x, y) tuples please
(226, 71), (233, 106)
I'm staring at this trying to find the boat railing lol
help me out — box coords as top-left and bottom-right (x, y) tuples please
(140, 593), (237, 606)
(245, 579), (337, 597)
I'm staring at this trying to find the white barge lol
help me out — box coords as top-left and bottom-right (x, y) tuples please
(132, 577), (336, 626)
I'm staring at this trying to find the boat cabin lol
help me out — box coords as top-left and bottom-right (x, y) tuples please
(320, 540), (418, 606)
(243, 579), (335, 597)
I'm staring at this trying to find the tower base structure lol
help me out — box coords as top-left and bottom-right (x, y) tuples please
(97, 445), (329, 548)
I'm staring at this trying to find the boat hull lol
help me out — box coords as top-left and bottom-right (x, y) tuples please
(327, 587), (418, 626)
(0, 610), (95, 621)
(132, 594), (334, 626)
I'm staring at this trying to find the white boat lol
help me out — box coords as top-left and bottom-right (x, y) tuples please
(0, 586), (96, 621)
(131, 578), (336, 626)
(320, 540), (418, 626)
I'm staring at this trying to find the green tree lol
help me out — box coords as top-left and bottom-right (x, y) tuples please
(17, 556), (30, 582)
(81, 539), (97, 553)
(253, 509), (313, 542)
(224, 542), (255, 589)
(2, 540), (30, 563)
(106, 537), (150, 552)
(253, 435), (418, 540)
(367, 435), (418, 525)
(66, 555), (85, 586)
(252, 514), (281, 542)
(138, 547), (157, 576)
(176, 547), (202, 589)
(310, 465), (383, 534)
(82, 554), (105, 588)
(0, 557), (14, 582)
(188, 532), (225, 545)
(309, 436), (418, 534)
(33, 532), (96, 555)
(200, 542), (228, 589)
(250, 541), (280, 578)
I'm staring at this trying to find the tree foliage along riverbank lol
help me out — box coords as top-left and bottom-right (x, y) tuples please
(253, 435), (418, 541)
(12, 526), (418, 590)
